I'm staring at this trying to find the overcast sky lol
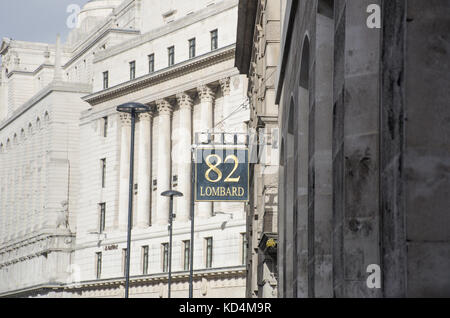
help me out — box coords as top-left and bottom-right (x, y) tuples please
(0, 0), (88, 44)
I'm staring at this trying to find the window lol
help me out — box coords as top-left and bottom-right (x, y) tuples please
(142, 246), (149, 275)
(122, 248), (127, 276)
(129, 61), (136, 80)
(241, 233), (247, 265)
(183, 240), (191, 271)
(162, 243), (169, 273)
(99, 203), (106, 233)
(189, 38), (196, 59)
(205, 237), (213, 268)
(103, 71), (109, 89)
(103, 116), (108, 137)
(96, 252), (102, 279)
(148, 54), (155, 73)
(211, 29), (218, 51)
(101, 159), (106, 188)
(168, 46), (175, 67)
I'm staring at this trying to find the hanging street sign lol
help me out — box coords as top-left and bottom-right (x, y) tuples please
(195, 147), (249, 202)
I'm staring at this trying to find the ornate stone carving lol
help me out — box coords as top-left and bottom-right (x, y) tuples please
(139, 112), (153, 121)
(201, 278), (208, 296)
(56, 200), (69, 229)
(219, 77), (231, 96)
(197, 85), (215, 103)
(156, 99), (174, 115)
(119, 114), (131, 125)
(176, 92), (194, 110)
(233, 76), (241, 89)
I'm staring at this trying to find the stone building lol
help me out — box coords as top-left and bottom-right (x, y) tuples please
(235, 0), (281, 298)
(0, 0), (249, 298)
(275, 0), (450, 297)
(0, 36), (91, 297)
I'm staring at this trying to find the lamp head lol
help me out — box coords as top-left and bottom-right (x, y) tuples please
(161, 190), (184, 198)
(116, 102), (150, 114)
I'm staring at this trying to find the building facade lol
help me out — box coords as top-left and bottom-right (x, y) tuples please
(0, 0), (249, 298)
(275, 0), (450, 297)
(0, 36), (91, 297)
(235, 0), (281, 298)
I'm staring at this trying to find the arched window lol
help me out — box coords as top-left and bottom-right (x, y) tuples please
(44, 111), (50, 123)
(36, 117), (41, 130)
(283, 97), (297, 297)
(28, 123), (33, 134)
(293, 36), (311, 298)
(0, 143), (4, 153)
(21, 128), (25, 140)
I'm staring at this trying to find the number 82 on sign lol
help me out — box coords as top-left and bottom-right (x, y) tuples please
(195, 148), (249, 202)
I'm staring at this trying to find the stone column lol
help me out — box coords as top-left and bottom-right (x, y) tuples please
(0, 167), (6, 243)
(198, 85), (215, 130)
(197, 85), (215, 219)
(176, 92), (193, 222)
(19, 165), (26, 237)
(137, 112), (152, 228)
(33, 163), (40, 232)
(118, 114), (131, 231)
(218, 78), (231, 214)
(156, 99), (174, 225)
(219, 77), (231, 131)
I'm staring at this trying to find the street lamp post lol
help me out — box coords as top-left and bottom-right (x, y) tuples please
(189, 159), (195, 298)
(117, 102), (150, 299)
(161, 190), (183, 298)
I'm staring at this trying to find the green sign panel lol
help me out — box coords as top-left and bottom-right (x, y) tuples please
(195, 147), (249, 202)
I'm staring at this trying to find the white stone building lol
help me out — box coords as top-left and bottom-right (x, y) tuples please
(0, 0), (249, 298)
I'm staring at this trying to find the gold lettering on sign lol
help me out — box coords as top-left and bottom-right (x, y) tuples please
(205, 154), (222, 183)
(224, 155), (241, 182)
(200, 186), (245, 198)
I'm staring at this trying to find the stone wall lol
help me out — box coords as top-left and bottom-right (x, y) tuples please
(276, 0), (450, 298)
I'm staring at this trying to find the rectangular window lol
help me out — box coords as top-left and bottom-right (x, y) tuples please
(103, 71), (109, 89)
(189, 38), (196, 59)
(142, 246), (149, 275)
(96, 252), (102, 279)
(148, 54), (155, 73)
(129, 61), (136, 80)
(168, 46), (175, 67)
(103, 116), (108, 137)
(162, 243), (169, 273)
(241, 233), (247, 265)
(183, 240), (191, 271)
(211, 29), (218, 51)
(99, 203), (106, 233)
(122, 248), (127, 277)
(101, 159), (106, 188)
(205, 237), (213, 268)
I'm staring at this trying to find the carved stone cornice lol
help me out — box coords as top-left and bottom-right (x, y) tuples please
(176, 92), (194, 110)
(82, 45), (236, 106)
(197, 85), (215, 103)
(219, 77), (231, 96)
(63, 266), (246, 292)
(156, 99), (174, 116)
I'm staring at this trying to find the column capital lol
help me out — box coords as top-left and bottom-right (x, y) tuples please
(156, 99), (174, 115)
(119, 113), (131, 126)
(219, 77), (231, 96)
(197, 85), (215, 103)
(139, 112), (153, 121)
(176, 92), (194, 110)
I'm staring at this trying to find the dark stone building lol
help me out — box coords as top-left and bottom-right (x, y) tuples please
(239, 0), (450, 297)
(236, 0), (281, 298)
